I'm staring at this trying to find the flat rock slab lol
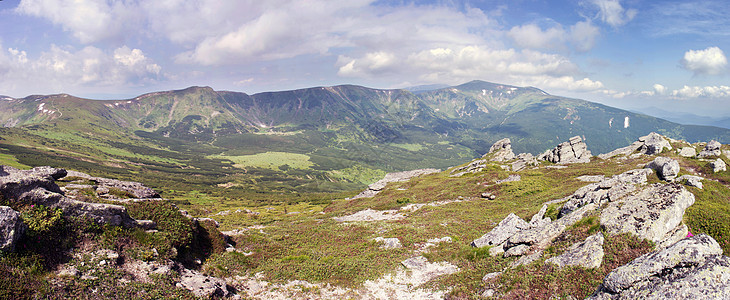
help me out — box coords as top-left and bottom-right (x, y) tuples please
(333, 208), (405, 222)
(546, 233), (604, 269)
(472, 213), (530, 248)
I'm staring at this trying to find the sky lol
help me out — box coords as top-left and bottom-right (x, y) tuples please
(1, 0), (729, 118)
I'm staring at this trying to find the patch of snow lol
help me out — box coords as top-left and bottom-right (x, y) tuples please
(37, 103), (45, 111)
(624, 116), (630, 128)
(609, 117), (614, 128)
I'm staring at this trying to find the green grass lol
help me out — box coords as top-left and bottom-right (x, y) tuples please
(209, 152), (314, 170)
(0, 151), (30, 169)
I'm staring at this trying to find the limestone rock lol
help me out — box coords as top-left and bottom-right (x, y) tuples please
(538, 136), (592, 164)
(511, 153), (537, 171)
(0, 206), (25, 252)
(179, 267), (232, 298)
(698, 140), (722, 158)
(591, 234), (728, 299)
(353, 169), (440, 199)
(546, 233), (604, 269)
(600, 183), (694, 245)
(677, 147), (697, 157)
(374, 237), (402, 249)
(645, 157), (680, 181)
(710, 158), (727, 173)
(484, 138), (515, 162)
(637, 132), (672, 155)
(472, 213), (531, 248)
(677, 175), (703, 189)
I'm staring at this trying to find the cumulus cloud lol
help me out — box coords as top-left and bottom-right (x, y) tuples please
(680, 46), (728, 75)
(653, 83), (667, 95)
(507, 20), (600, 52)
(671, 85), (730, 98)
(0, 44), (161, 94)
(589, 0), (637, 27)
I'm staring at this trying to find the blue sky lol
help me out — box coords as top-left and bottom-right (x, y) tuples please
(1, 0), (729, 117)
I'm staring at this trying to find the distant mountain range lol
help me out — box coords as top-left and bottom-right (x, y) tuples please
(1, 80), (729, 195)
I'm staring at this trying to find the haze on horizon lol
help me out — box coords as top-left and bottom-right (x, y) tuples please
(1, 0), (729, 120)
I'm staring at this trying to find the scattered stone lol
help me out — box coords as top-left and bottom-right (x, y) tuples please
(711, 158), (727, 173)
(698, 140), (723, 158)
(352, 169), (440, 198)
(546, 233), (604, 269)
(538, 136), (592, 164)
(361, 256), (458, 299)
(645, 157), (680, 181)
(484, 138), (515, 162)
(179, 267), (232, 298)
(678, 147), (697, 157)
(598, 132), (671, 159)
(511, 153), (538, 171)
(495, 174), (521, 184)
(503, 244), (530, 257)
(677, 175), (703, 189)
(0, 206), (25, 252)
(450, 159), (487, 177)
(374, 237), (402, 249)
(482, 271), (502, 282)
(591, 234), (729, 299)
(481, 289), (496, 298)
(576, 175), (605, 182)
(472, 213), (531, 248)
(333, 208), (405, 222)
(600, 183), (694, 245)
(510, 250), (543, 267)
(427, 237), (453, 244)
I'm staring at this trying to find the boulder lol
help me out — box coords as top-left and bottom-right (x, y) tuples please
(637, 132), (672, 155)
(55, 199), (139, 228)
(511, 153), (537, 171)
(558, 169), (649, 218)
(677, 175), (703, 189)
(600, 183), (694, 245)
(472, 213), (531, 248)
(645, 157), (680, 181)
(0, 206), (26, 252)
(546, 233), (604, 269)
(507, 203), (597, 250)
(710, 158), (727, 173)
(92, 177), (160, 199)
(677, 147), (697, 157)
(374, 237), (402, 249)
(538, 136), (592, 164)
(698, 140), (722, 158)
(353, 169), (440, 199)
(484, 138), (515, 162)
(591, 234), (729, 299)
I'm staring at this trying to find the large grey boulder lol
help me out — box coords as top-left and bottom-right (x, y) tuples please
(645, 157), (680, 181)
(637, 132), (672, 155)
(710, 158), (727, 173)
(698, 140), (722, 158)
(92, 177), (160, 199)
(0, 206), (26, 252)
(484, 138), (515, 162)
(178, 267), (232, 298)
(546, 233), (604, 269)
(591, 234), (729, 299)
(506, 203), (598, 250)
(598, 132), (671, 159)
(55, 199), (139, 228)
(472, 213), (530, 248)
(353, 169), (440, 199)
(558, 169), (650, 218)
(600, 183), (694, 245)
(538, 136), (592, 164)
(677, 175), (703, 189)
(677, 147), (697, 157)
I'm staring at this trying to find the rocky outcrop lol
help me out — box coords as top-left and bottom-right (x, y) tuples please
(546, 232), (604, 269)
(698, 140), (722, 158)
(558, 169), (650, 218)
(600, 183), (694, 245)
(484, 138), (515, 162)
(677, 175), (704, 189)
(0, 206), (25, 252)
(374, 237), (402, 249)
(645, 157), (679, 181)
(63, 170), (160, 199)
(598, 132), (671, 159)
(711, 158), (727, 173)
(472, 213), (530, 248)
(538, 136), (591, 164)
(591, 234), (730, 299)
(352, 169), (439, 199)
(677, 146), (697, 157)
(511, 153), (537, 171)
(178, 267), (233, 298)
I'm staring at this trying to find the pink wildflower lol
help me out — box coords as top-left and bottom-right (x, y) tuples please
(687, 231), (694, 238)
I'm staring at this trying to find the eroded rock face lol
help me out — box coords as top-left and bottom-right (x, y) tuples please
(645, 157), (680, 181)
(538, 136), (592, 164)
(698, 140), (722, 158)
(600, 183), (694, 245)
(598, 132), (671, 159)
(546, 232), (604, 269)
(558, 169), (650, 218)
(591, 234), (729, 299)
(485, 138), (515, 162)
(471, 213), (530, 248)
(0, 206), (25, 252)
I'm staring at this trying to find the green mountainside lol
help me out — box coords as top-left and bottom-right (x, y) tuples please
(1, 80), (729, 207)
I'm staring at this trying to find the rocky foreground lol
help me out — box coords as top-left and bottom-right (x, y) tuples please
(1, 132), (730, 299)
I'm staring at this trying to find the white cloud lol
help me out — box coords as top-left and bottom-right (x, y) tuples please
(507, 20), (600, 52)
(569, 21), (600, 52)
(671, 85), (730, 98)
(0, 44), (161, 95)
(680, 47), (728, 75)
(653, 83), (667, 95)
(590, 0), (637, 27)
